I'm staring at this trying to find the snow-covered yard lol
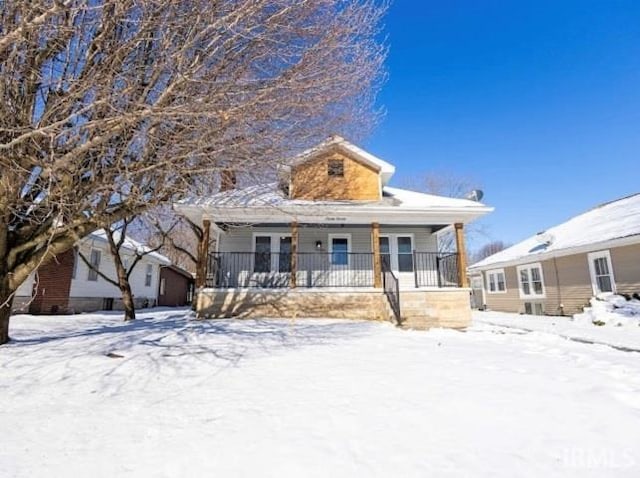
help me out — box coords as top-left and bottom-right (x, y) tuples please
(2, 309), (640, 477)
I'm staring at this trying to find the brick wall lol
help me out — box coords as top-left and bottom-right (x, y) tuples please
(29, 249), (75, 314)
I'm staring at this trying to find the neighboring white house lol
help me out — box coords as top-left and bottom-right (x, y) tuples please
(13, 231), (171, 314)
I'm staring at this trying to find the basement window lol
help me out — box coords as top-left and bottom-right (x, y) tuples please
(327, 159), (344, 177)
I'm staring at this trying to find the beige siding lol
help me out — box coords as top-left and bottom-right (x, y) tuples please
(483, 242), (640, 316)
(290, 151), (381, 201)
(610, 242), (640, 295)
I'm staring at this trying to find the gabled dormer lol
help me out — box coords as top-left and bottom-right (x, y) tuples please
(288, 136), (395, 201)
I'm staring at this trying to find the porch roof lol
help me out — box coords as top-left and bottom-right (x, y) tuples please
(175, 183), (493, 227)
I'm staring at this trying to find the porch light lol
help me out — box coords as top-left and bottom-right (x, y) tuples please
(315, 240), (323, 250)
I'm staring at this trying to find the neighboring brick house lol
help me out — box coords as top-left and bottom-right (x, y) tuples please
(13, 231), (171, 314)
(158, 265), (194, 307)
(469, 193), (640, 316)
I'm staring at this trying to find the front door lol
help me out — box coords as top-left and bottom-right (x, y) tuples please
(379, 235), (414, 287)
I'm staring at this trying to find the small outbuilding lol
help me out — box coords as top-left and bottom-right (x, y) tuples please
(158, 265), (195, 307)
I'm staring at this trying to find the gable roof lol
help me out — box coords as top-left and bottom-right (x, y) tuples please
(291, 136), (396, 185)
(470, 193), (640, 270)
(87, 231), (171, 265)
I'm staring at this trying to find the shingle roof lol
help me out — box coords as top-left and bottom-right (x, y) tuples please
(470, 193), (640, 269)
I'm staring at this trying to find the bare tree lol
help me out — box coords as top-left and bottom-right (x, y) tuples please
(79, 217), (164, 321)
(471, 240), (509, 264)
(400, 172), (485, 252)
(0, 0), (387, 344)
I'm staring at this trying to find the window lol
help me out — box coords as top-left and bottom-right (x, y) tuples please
(379, 237), (391, 270)
(71, 247), (78, 279)
(397, 236), (414, 272)
(517, 263), (545, 298)
(145, 264), (153, 287)
(486, 269), (506, 293)
(327, 159), (344, 177)
(329, 235), (350, 266)
(254, 236), (272, 273)
(524, 302), (544, 315)
(278, 236), (292, 273)
(160, 277), (166, 295)
(588, 250), (615, 295)
(87, 249), (101, 281)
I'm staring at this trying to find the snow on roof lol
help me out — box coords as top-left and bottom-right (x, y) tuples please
(471, 193), (640, 270)
(89, 230), (171, 265)
(291, 136), (396, 185)
(180, 182), (489, 211)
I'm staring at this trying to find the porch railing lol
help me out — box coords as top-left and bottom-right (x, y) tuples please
(207, 252), (374, 288)
(206, 251), (460, 289)
(382, 260), (401, 323)
(413, 252), (460, 288)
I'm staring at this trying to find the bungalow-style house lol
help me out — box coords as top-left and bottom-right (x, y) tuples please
(174, 136), (492, 328)
(13, 231), (171, 314)
(469, 193), (640, 316)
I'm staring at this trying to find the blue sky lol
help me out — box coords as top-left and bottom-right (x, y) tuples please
(366, 0), (640, 249)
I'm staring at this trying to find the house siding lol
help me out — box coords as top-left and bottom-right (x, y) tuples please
(482, 242), (640, 316)
(70, 240), (162, 303)
(290, 151), (381, 201)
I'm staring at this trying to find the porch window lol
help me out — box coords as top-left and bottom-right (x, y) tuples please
(330, 236), (349, 265)
(486, 269), (506, 293)
(278, 236), (292, 273)
(379, 237), (391, 270)
(254, 236), (272, 273)
(588, 250), (615, 294)
(397, 236), (414, 272)
(517, 263), (545, 298)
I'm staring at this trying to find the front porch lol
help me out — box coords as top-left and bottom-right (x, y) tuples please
(196, 222), (471, 327)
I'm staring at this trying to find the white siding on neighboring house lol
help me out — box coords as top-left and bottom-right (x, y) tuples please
(69, 239), (165, 300)
(15, 273), (35, 297)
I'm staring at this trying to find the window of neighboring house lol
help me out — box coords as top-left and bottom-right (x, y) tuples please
(87, 249), (101, 281)
(145, 264), (153, 287)
(71, 247), (78, 279)
(524, 302), (544, 315)
(329, 235), (350, 266)
(327, 159), (344, 177)
(486, 269), (506, 293)
(587, 250), (615, 294)
(517, 263), (545, 298)
(160, 277), (166, 296)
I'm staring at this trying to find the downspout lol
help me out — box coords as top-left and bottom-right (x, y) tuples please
(552, 256), (564, 316)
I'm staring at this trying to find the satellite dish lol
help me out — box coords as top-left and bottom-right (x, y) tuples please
(465, 189), (484, 202)
(535, 231), (554, 245)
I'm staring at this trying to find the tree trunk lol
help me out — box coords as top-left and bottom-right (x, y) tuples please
(120, 280), (136, 322)
(0, 278), (15, 345)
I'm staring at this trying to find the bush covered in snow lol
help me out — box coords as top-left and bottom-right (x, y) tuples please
(573, 293), (640, 327)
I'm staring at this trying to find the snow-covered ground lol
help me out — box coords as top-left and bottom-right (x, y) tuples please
(475, 308), (640, 352)
(2, 309), (640, 477)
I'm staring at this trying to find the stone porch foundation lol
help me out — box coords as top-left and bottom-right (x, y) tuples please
(197, 288), (472, 329)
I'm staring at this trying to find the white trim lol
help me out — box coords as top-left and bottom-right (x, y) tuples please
(587, 250), (616, 295)
(251, 233), (292, 273)
(516, 262), (546, 299)
(379, 233), (415, 274)
(485, 268), (507, 294)
(328, 233), (352, 267)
